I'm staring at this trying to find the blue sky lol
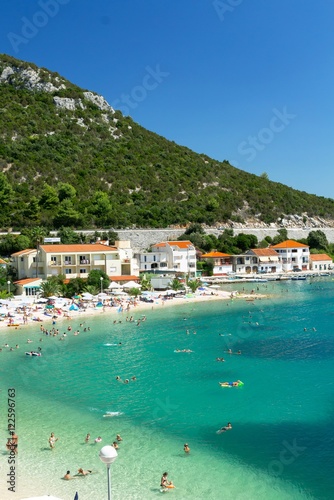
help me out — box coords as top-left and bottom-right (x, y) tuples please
(1, 0), (333, 199)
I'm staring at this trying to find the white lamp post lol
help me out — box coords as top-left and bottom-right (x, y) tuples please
(100, 276), (104, 294)
(99, 445), (118, 500)
(7, 280), (11, 295)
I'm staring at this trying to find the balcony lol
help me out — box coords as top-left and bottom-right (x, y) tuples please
(49, 261), (61, 266)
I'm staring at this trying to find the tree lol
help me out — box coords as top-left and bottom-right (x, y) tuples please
(235, 233), (258, 252)
(53, 200), (82, 228)
(128, 287), (141, 297)
(87, 269), (110, 291)
(140, 275), (152, 291)
(39, 183), (59, 210)
(57, 227), (81, 244)
(57, 182), (76, 202)
(170, 278), (183, 291)
(307, 230), (328, 251)
(187, 279), (200, 293)
(39, 278), (62, 298)
(272, 229), (288, 245)
(66, 277), (86, 297)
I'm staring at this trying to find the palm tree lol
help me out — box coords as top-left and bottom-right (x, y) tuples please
(39, 278), (62, 298)
(170, 278), (183, 291)
(140, 275), (152, 291)
(187, 279), (200, 293)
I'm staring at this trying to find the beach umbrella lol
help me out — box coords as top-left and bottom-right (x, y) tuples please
(108, 281), (122, 289)
(98, 292), (109, 298)
(82, 292), (93, 300)
(209, 285), (221, 289)
(122, 280), (141, 289)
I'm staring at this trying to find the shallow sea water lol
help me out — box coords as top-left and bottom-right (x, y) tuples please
(0, 277), (334, 499)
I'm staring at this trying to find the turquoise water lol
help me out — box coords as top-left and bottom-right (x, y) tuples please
(1, 278), (334, 499)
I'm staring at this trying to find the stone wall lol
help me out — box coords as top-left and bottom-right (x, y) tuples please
(114, 228), (334, 251)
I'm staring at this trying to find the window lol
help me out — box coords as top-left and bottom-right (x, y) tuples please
(64, 256), (72, 265)
(33, 257), (36, 263)
(80, 269), (86, 274)
(21, 257), (24, 262)
(65, 269), (72, 275)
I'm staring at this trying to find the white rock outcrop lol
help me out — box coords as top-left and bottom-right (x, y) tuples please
(0, 66), (14, 81)
(53, 96), (85, 111)
(83, 91), (114, 113)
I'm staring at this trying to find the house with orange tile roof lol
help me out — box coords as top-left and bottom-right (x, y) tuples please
(201, 251), (233, 275)
(270, 240), (310, 272)
(11, 240), (139, 283)
(136, 241), (196, 276)
(238, 248), (283, 274)
(13, 277), (43, 296)
(309, 253), (333, 271)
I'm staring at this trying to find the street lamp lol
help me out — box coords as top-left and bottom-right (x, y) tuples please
(7, 280), (11, 295)
(100, 276), (103, 294)
(99, 445), (118, 500)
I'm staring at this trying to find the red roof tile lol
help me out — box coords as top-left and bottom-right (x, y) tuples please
(310, 254), (332, 261)
(271, 240), (308, 249)
(201, 251), (231, 258)
(153, 241), (193, 249)
(250, 248), (279, 256)
(40, 244), (117, 253)
(11, 249), (36, 257)
(14, 278), (42, 285)
(109, 275), (139, 281)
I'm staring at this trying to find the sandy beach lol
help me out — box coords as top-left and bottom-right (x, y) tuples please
(0, 289), (267, 335)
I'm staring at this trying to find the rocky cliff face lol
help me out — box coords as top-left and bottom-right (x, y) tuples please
(0, 58), (120, 139)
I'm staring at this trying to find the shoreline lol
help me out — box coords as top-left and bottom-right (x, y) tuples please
(0, 289), (268, 336)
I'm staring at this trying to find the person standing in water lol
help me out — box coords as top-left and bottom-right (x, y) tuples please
(48, 432), (58, 449)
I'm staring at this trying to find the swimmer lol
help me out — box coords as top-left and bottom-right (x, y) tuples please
(124, 379), (129, 384)
(217, 423), (232, 433)
(64, 470), (76, 480)
(116, 434), (123, 441)
(94, 436), (102, 443)
(219, 380), (242, 387)
(184, 443), (190, 453)
(236, 350), (242, 355)
(85, 433), (90, 443)
(77, 468), (93, 476)
(131, 376), (136, 381)
(116, 376), (122, 381)
(112, 441), (119, 449)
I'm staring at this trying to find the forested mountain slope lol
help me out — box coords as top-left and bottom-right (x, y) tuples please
(0, 53), (333, 230)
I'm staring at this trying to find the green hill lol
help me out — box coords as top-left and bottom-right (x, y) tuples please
(0, 53), (333, 231)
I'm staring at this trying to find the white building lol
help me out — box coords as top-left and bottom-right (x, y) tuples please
(310, 253), (333, 271)
(11, 241), (139, 282)
(271, 240), (310, 272)
(137, 240), (196, 276)
(201, 251), (233, 275)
